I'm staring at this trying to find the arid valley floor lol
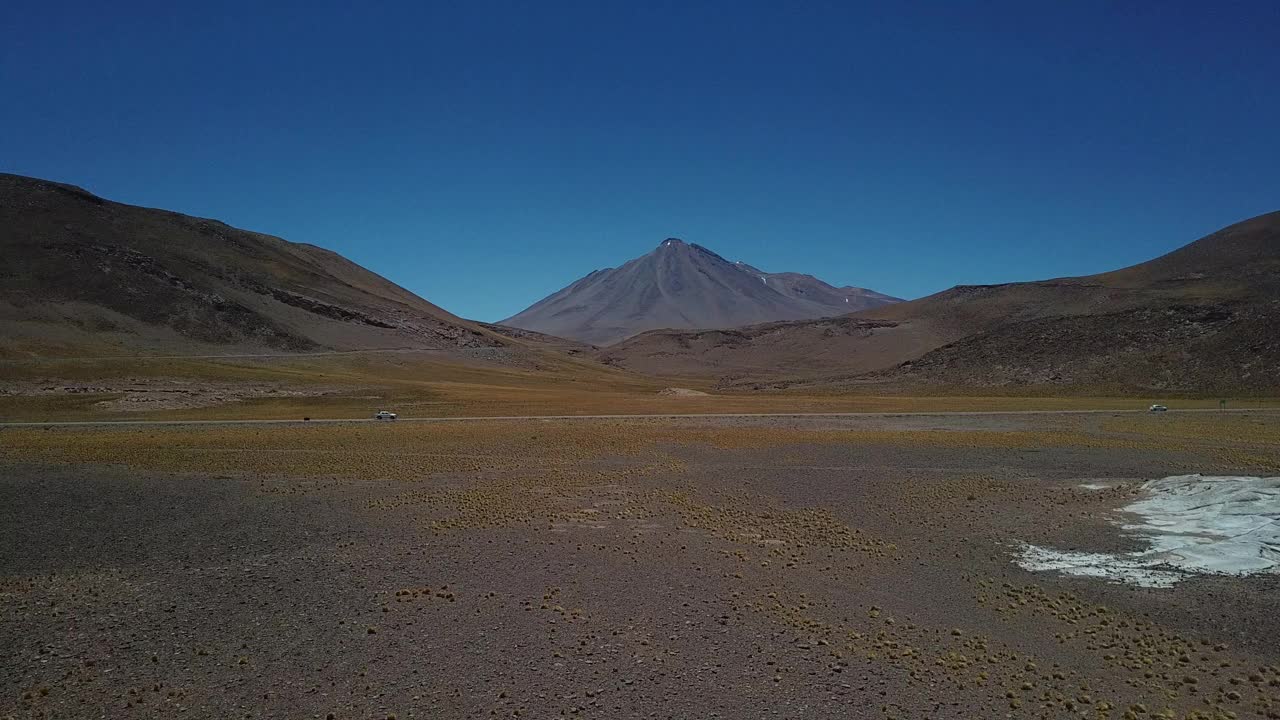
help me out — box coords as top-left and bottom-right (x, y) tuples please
(5, 12), (1280, 719)
(3, 411), (1279, 720)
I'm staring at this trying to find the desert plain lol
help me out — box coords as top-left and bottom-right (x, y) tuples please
(3, 406), (1279, 720)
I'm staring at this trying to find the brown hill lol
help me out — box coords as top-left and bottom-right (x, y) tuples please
(865, 302), (1279, 394)
(0, 173), (511, 358)
(502, 238), (899, 345)
(604, 211), (1280, 394)
(598, 317), (935, 381)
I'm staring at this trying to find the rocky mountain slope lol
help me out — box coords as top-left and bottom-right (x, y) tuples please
(867, 302), (1279, 394)
(501, 238), (898, 345)
(0, 173), (508, 358)
(605, 211), (1280, 394)
(862, 211), (1280, 393)
(598, 317), (924, 381)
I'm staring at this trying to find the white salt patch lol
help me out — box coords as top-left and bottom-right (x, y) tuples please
(1079, 482), (1112, 490)
(1017, 474), (1280, 587)
(1015, 545), (1184, 588)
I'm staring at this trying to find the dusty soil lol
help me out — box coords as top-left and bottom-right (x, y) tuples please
(2, 413), (1279, 719)
(0, 379), (350, 413)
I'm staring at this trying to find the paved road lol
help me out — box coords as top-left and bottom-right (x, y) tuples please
(1, 408), (1272, 428)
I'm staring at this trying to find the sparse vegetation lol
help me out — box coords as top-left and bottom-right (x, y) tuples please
(3, 412), (1278, 718)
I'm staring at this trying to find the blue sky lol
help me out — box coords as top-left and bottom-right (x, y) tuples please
(4, 1), (1278, 321)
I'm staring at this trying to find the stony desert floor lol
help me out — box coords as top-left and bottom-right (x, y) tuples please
(2, 412), (1279, 720)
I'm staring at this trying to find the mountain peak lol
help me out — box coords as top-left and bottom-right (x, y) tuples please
(503, 238), (900, 345)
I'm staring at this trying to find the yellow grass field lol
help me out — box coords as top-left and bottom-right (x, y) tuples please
(7, 411), (1278, 477)
(2, 351), (1274, 422)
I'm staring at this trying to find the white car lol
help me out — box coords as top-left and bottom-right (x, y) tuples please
(1149, 404), (1168, 413)
(374, 410), (398, 421)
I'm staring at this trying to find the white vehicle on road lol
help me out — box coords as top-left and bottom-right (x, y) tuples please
(1148, 404), (1168, 413)
(374, 410), (398, 421)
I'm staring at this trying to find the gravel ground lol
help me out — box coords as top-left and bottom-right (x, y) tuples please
(2, 414), (1279, 719)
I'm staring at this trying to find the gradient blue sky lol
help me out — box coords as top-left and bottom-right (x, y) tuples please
(4, 1), (1278, 321)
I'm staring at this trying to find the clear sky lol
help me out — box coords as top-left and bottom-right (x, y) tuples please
(4, 1), (1278, 321)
